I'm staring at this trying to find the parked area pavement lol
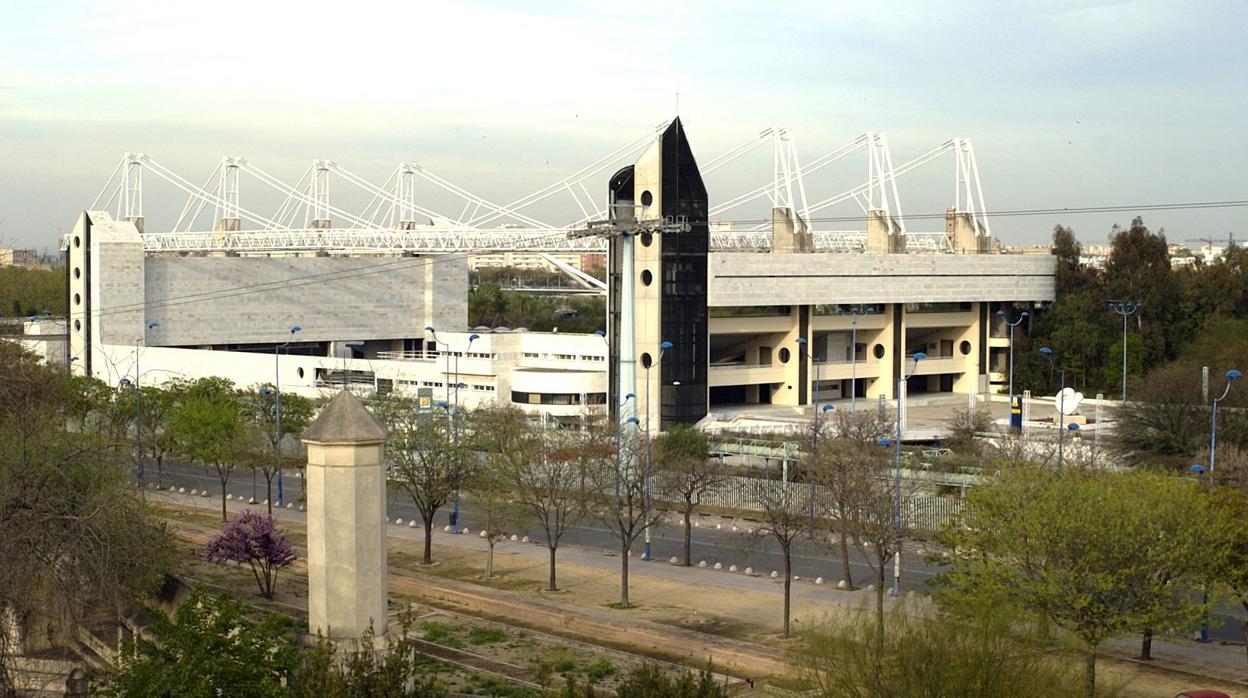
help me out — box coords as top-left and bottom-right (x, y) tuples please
(155, 487), (1248, 696)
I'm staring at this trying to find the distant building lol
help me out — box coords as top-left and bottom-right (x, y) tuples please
(0, 248), (40, 267)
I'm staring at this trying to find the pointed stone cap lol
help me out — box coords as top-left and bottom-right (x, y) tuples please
(301, 390), (388, 445)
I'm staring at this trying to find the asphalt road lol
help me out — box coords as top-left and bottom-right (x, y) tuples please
(156, 463), (1247, 644)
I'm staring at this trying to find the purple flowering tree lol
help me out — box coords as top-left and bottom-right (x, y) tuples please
(205, 511), (297, 599)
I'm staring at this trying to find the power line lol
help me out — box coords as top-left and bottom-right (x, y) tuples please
(81, 197), (1248, 321)
(87, 228), (582, 320)
(710, 199), (1248, 226)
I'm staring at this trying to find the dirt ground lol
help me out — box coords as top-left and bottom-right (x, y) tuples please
(157, 499), (1245, 697)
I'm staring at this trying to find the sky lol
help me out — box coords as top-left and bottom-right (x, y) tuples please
(1, 0), (1246, 250)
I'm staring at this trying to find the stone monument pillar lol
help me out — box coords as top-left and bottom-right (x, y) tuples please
(301, 390), (389, 641)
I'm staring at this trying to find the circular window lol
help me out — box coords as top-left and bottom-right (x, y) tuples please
(640, 352), (653, 369)
(73, 267), (81, 280)
(640, 232), (653, 247)
(73, 319), (82, 331)
(779, 347), (791, 363)
(959, 340), (972, 356)
(297, 367), (305, 379)
(73, 293), (81, 306)
(73, 236), (81, 249)
(640, 269), (653, 286)
(640, 190), (654, 207)
(872, 344), (885, 359)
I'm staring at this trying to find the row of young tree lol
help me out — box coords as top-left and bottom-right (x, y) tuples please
(373, 398), (715, 609)
(376, 395), (928, 642)
(63, 373), (314, 520)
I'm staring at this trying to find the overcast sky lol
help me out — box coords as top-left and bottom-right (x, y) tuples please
(2, 0), (1245, 250)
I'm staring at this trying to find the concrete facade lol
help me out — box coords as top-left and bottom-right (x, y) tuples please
(142, 255), (461, 347)
(708, 253), (1055, 306)
(303, 391), (389, 642)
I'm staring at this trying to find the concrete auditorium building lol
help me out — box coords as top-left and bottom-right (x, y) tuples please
(61, 120), (1055, 428)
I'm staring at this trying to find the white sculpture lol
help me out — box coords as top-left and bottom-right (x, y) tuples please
(1055, 387), (1084, 415)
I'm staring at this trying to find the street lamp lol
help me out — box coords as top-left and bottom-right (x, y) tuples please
(1108, 301), (1142, 403)
(887, 351), (925, 598)
(1038, 346), (1069, 468)
(995, 309), (1028, 430)
(641, 340), (673, 561)
(132, 320), (159, 488)
(1209, 369), (1243, 475)
(275, 325), (301, 507)
(837, 306), (874, 413)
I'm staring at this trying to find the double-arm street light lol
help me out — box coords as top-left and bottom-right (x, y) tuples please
(1108, 301), (1142, 403)
(836, 306), (874, 413)
(275, 325), (302, 507)
(426, 327), (480, 533)
(995, 309), (1028, 430)
(1209, 369), (1243, 475)
(880, 351), (925, 598)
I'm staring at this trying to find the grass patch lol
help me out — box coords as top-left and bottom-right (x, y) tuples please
(468, 627), (507, 645)
(420, 621), (463, 648)
(585, 658), (616, 683)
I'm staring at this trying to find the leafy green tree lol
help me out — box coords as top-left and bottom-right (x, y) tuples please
(1104, 217), (1179, 366)
(239, 385), (313, 513)
(1212, 486), (1248, 671)
(373, 395), (468, 565)
(170, 377), (245, 521)
(937, 466), (1214, 697)
(0, 343), (172, 694)
(0, 266), (63, 317)
(654, 424), (720, 567)
(95, 589), (300, 698)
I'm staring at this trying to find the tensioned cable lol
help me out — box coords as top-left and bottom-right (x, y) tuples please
(87, 227), (587, 320)
(84, 198), (1248, 320)
(708, 199), (1248, 227)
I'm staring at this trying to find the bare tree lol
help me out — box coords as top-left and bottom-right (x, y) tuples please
(588, 418), (664, 607)
(654, 424), (721, 567)
(466, 407), (530, 580)
(756, 476), (817, 638)
(489, 409), (591, 592)
(848, 438), (914, 643)
(374, 396), (467, 565)
(809, 411), (892, 592)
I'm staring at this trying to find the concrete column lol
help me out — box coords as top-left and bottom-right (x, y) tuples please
(953, 303), (983, 394)
(866, 210), (903, 253)
(771, 208), (813, 253)
(772, 306), (807, 406)
(301, 390), (389, 642)
(951, 212), (988, 254)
